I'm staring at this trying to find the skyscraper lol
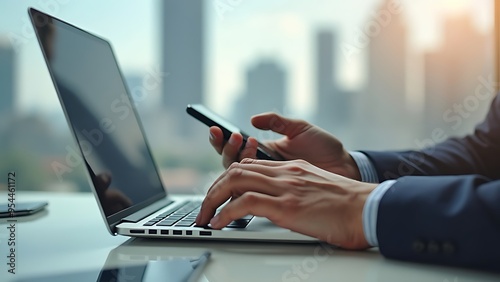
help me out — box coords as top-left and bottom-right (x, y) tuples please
(314, 30), (351, 136)
(161, 0), (204, 137)
(233, 60), (287, 135)
(0, 39), (15, 117)
(358, 0), (411, 149)
(424, 16), (491, 138)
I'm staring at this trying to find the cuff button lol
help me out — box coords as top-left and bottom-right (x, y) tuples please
(412, 240), (426, 253)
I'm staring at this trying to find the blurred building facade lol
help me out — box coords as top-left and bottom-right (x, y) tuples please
(161, 0), (205, 137)
(314, 30), (353, 142)
(0, 40), (15, 118)
(355, 0), (414, 150)
(233, 60), (287, 132)
(424, 15), (493, 139)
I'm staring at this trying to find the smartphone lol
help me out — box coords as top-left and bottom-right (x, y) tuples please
(0, 201), (48, 218)
(186, 104), (284, 161)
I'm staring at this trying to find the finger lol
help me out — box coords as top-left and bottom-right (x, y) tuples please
(204, 159), (284, 197)
(238, 137), (258, 160)
(200, 163), (276, 216)
(251, 113), (310, 139)
(209, 192), (282, 229)
(209, 126), (224, 155)
(240, 157), (287, 167)
(222, 133), (243, 168)
(197, 168), (283, 225)
(234, 160), (282, 177)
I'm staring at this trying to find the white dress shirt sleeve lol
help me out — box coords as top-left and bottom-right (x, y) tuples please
(350, 151), (397, 247)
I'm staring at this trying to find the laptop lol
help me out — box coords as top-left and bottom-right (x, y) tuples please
(29, 8), (315, 243)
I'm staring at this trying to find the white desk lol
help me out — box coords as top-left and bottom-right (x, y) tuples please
(1, 192), (499, 282)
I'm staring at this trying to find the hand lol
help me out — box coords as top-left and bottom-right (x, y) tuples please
(196, 158), (377, 249)
(209, 113), (361, 181)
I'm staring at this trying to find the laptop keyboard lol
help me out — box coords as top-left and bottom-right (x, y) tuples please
(142, 200), (253, 228)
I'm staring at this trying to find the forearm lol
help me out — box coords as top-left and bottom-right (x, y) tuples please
(361, 136), (500, 181)
(377, 175), (500, 271)
(354, 152), (500, 271)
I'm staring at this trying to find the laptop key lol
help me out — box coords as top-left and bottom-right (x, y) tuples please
(226, 219), (250, 228)
(161, 219), (178, 224)
(157, 222), (175, 226)
(178, 220), (195, 224)
(175, 222), (194, 227)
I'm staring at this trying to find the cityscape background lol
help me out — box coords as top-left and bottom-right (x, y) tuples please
(0, 0), (495, 193)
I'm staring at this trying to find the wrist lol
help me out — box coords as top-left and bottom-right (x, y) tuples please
(343, 151), (362, 181)
(353, 182), (378, 249)
(345, 182), (377, 250)
(351, 182), (377, 249)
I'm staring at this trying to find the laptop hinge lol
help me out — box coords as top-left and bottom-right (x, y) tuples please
(121, 198), (174, 224)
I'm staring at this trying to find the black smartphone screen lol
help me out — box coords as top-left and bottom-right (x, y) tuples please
(186, 104), (284, 161)
(0, 201), (48, 218)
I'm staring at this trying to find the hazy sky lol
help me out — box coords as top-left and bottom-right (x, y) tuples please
(0, 0), (493, 117)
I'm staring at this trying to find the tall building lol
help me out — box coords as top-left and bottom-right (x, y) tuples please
(233, 60), (287, 135)
(357, 0), (411, 149)
(0, 39), (15, 117)
(161, 0), (204, 137)
(314, 30), (351, 136)
(424, 16), (492, 139)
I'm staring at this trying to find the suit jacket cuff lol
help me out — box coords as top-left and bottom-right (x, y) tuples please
(362, 180), (396, 247)
(350, 151), (380, 183)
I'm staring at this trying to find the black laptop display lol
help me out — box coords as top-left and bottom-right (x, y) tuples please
(30, 8), (166, 224)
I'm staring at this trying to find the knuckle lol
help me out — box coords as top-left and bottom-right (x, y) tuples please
(285, 162), (307, 175)
(269, 114), (287, 130)
(240, 193), (261, 211)
(295, 119), (310, 129)
(228, 162), (240, 170)
(296, 159), (309, 165)
(241, 192), (259, 205)
(294, 118), (308, 127)
(240, 158), (254, 164)
(226, 167), (243, 179)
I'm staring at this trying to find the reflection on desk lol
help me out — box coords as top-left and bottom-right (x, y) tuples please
(1, 192), (499, 282)
(16, 243), (211, 282)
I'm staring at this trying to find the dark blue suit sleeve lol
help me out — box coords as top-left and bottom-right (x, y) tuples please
(361, 94), (500, 270)
(377, 175), (500, 271)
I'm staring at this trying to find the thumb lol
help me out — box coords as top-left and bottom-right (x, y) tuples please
(251, 112), (310, 138)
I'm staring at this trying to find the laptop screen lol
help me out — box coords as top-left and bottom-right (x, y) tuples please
(30, 9), (166, 220)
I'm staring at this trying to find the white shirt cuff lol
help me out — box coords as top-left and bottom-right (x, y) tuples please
(350, 151), (379, 183)
(362, 180), (396, 247)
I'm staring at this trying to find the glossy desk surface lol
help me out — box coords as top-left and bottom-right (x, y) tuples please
(0, 192), (499, 282)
